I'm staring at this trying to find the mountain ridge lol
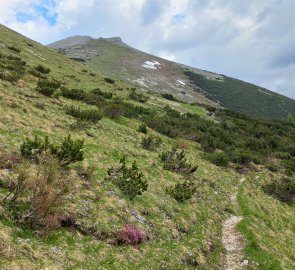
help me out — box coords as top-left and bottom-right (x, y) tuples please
(48, 34), (295, 120)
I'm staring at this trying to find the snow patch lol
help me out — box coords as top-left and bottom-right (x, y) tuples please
(177, 80), (186, 85)
(142, 60), (161, 70)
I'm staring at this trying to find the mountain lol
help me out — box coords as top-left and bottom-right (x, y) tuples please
(48, 35), (295, 120)
(0, 23), (295, 270)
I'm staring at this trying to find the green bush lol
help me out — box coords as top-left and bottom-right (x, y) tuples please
(263, 177), (295, 203)
(29, 69), (46, 79)
(36, 79), (61, 96)
(92, 88), (113, 99)
(159, 146), (198, 174)
(107, 156), (147, 200)
(103, 102), (124, 118)
(50, 135), (84, 166)
(129, 89), (149, 103)
(8, 46), (21, 53)
(0, 70), (21, 82)
(138, 123), (147, 134)
(60, 87), (86, 100)
(166, 180), (197, 202)
(34, 64), (50, 74)
(20, 135), (50, 159)
(164, 106), (181, 118)
(66, 105), (102, 123)
(161, 93), (175, 100)
(104, 77), (115, 84)
(207, 151), (229, 167)
(141, 135), (162, 151)
(228, 148), (258, 165)
(20, 135), (84, 166)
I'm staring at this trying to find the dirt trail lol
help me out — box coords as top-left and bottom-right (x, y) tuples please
(222, 178), (246, 270)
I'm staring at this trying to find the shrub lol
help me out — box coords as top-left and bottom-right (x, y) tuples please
(20, 135), (84, 165)
(166, 180), (197, 202)
(104, 77), (115, 84)
(8, 46), (21, 53)
(117, 224), (146, 245)
(228, 148), (256, 165)
(164, 106), (181, 118)
(36, 79), (61, 96)
(103, 102), (124, 118)
(9, 153), (70, 232)
(159, 147), (198, 174)
(141, 135), (162, 151)
(129, 89), (149, 103)
(34, 64), (50, 74)
(283, 158), (295, 175)
(107, 156), (148, 200)
(60, 87), (86, 100)
(263, 177), (295, 203)
(0, 70), (21, 82)
(29, 69), (46, 79)
(144, 117), (178, 138)
(92, 88), (113, 99)
(66, 105), (102, 123)
(161, 93), (175, 100)
(50, 135), (84, 166)
(20, 135), (50, 160)
(138, 123), (147, 134)
(70, 57), (85, 62)
(207, 151), (229, 167)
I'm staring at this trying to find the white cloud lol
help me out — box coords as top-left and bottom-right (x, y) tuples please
(0, 0), (294, 98)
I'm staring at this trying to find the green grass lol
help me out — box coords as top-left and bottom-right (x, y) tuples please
(237, 172), (295, 269)
(0, 23), (295, 270)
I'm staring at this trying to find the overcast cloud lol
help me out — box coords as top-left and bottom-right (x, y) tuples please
(1, 0), (294, 98)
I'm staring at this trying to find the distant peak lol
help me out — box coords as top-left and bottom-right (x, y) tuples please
(98, 36), (129, 48)
(48, 35), (93, 48)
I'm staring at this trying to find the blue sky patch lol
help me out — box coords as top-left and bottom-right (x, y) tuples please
(16, 12), (35, 23)
(16, 0), (57, 26)
(34, 3), (57, 26)
(171, 14), (185, 25)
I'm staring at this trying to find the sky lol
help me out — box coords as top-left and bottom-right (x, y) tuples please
(1, 0), (295, 99)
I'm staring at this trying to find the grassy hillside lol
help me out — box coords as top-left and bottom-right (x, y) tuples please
(0, 24), (295, 270)
(184, 71), (295, 120)
(48, 35), (295, 120)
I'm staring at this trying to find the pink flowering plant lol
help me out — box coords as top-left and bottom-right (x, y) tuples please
(117, 224), (146, 246)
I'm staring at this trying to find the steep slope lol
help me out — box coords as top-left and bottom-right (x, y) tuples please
(48, 35), (295, 120)
(1, 24), (295, 270)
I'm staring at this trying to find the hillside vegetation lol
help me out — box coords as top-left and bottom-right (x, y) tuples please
(185, 71), (295, 120)
(49, 35), (295, 120)
(0, 24), (295, 270)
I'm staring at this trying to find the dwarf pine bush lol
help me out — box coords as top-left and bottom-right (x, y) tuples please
(34, 64), (50, 74)
(36, 79), (61, 96)
(129, 89), (149, 103)
(107, 156), (148, 200)
(138, 123), (147, 134)
(159, 146), (198, 174)
(166, 180), (197, 202)
(207, 151), (229, 167)
(263, 177), (295, 203)
(141, 135), (162, 151)
(20, 135), (84, 165)
(66, 105), (102, 123)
